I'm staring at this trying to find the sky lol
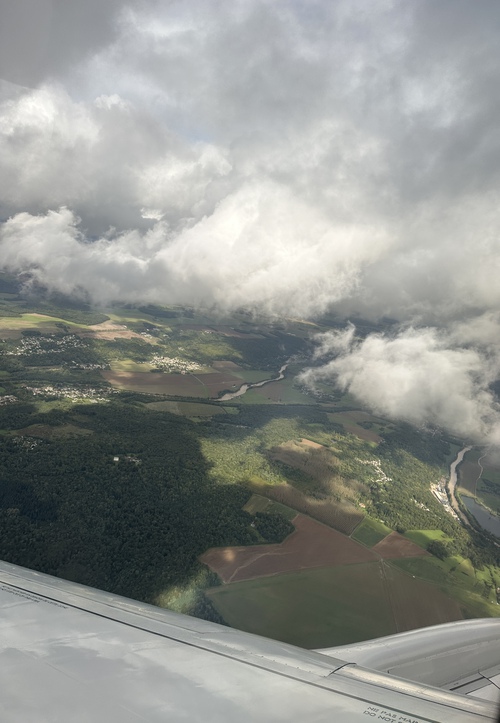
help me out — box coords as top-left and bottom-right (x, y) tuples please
(1, 0), (500, 444)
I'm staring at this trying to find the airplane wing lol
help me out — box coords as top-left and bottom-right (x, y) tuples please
(0, 559), (498, 722)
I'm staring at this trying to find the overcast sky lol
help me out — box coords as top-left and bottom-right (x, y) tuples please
(1, 0), (500, 443)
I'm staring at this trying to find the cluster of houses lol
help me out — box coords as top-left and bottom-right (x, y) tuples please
(150, 354), (202, 373)
(0, 395), (17, 405)
(356, 458), (393, 485)
(23, 384), (111, 402)
(7, 334), (86, 356)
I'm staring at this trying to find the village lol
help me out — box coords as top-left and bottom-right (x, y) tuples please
(22, 384), (113, 403)
(150, 354), (202, 373)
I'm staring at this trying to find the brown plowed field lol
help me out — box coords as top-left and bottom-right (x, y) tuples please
(200, 514), (376, 583)
(100, 370), (241, 397)
(100, 371), (208, 396)
(193, 372), (243, 395)
(372, 531), (430, 559)
(83, 321), (147, 340)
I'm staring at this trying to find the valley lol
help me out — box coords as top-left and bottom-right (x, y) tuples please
(0, 275), (499, 647)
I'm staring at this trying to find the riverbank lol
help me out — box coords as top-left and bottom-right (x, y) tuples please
(217, 363), (288, 402)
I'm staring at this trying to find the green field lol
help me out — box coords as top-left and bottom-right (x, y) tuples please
(351, 516), (391, 547)
(458, 448), (482, 494)
(404, 529), (450, 549)
(476, 483), (500, 515)
(0, 313), (88, 333)
(242, 493), (298, 521)
(207, 562), (396, 648)
(109, 359), (155, 372)
(207, 559), (465, 648)
(391, 556), (500, 613)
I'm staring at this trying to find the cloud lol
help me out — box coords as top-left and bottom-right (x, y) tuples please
(301, 327), (500, 445)
(1, 0), (500, 441)
(0, 189), (390, 316)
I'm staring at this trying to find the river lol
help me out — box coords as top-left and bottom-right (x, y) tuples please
(447, 445), (472, 526)
(449, 445), (500, 538)
(217, 363), (288, 402)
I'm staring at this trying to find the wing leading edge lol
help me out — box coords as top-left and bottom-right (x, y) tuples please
(0, 560), (497, 722)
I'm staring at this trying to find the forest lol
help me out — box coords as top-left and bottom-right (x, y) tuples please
(0, 400), (268, 618)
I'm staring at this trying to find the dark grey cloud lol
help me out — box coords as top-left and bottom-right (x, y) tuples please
(0, 0), (125, 87)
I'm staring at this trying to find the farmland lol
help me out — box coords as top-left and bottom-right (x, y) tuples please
(1, 279), (500, 644)
(207, 563), (396, 647)
(207, 559), (463, 648)
(100, 369), (246, 398)
(372, 531), (430, 559)
(351, 516), (392, 547)
(327, 410), (388, 444)
(252, 482), (364, 535)
(458, 448), (483, 495)
(200, 513), (376, 583)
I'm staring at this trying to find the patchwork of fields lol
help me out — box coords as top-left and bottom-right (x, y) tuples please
(2, 290), (500, 649)
(206, 559), (463, 648)
(201, 514), (376, 583)
(201, 504), (468, 647)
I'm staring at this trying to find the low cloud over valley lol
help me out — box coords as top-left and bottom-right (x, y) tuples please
(1, 0), (500, 442)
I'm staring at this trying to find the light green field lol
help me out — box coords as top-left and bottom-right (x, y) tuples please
(351, 516), (391, 547)
(404, 529), (450, 549)
(391, 557), (500, 613)
(242, 493), (298, 521)
(0, 313), (88, 330)
(207, 563), (396, 648)
(109, 359), (155, 372)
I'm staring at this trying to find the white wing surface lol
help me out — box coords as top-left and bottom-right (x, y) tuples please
(0, 560), (498, 722)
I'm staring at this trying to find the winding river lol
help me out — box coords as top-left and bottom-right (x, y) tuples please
(217, 363), (288, 402)
(447, 446), (472, 526)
